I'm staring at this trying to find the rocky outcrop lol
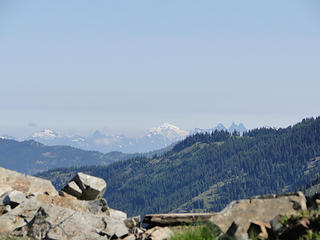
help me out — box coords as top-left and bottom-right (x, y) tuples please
(0, 167), (58, 197)
(143, 227), (173, 240)
(0, 168), (142, 240)
(210, 192), (307, 239)
(0, 196), (131, 239)
(1, 190), (26, 209)
(62, 172), (107, 200)
(13, 201), (128, 240)
(143, 192), (308, 240)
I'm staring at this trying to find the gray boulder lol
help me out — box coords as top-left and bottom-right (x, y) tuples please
(2, 197), (130, 240)
(0, 205), (10, 215)
(62, 180), (82, 198)
(143, 226), (172, 240)
(0, 197), (41, 233)
(109, 208), (127, 220)
(0, 167), (58, 197)
(210, 192), (307, 239)
(86, 198), (109, 215)
(123, 234), (136, 240)
(125, 215), (142, 234)
(62, 172), (106, 200)
(0, 167), (134, 240)
(124, 215), (141, 229)
(2, 190), (26, 209)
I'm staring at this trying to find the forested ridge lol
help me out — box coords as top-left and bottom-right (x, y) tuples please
(0, 139), (172, 174)
(0, 139), (134, 174)
(38, 117), (320, 217)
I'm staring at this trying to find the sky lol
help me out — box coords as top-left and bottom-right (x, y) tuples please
(0, 0), (319, 137)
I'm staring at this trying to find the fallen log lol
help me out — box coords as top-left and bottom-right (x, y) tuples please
(143, 213), (216, 228)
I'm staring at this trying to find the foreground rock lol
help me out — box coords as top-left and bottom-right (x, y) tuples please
(0, 167), (142, 240)
(0, 196), (132, 239)
(143, 226), (173, 240)
(1, 190), (26, 209)
(2, 198), (127, 239)
(0, 167), (58, 197)
(210, 192), (307, 239)
(62, 172), (107, 200)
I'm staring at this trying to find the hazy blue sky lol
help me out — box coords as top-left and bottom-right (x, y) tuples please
(0, 0), (319, 137)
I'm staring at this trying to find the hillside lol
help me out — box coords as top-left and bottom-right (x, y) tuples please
(0, 139), (134, 174)
(300, 170), (320, 198)
(37, 117), (320, 217)
(0, 138), (176, 175)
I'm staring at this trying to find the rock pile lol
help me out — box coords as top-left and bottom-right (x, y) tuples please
(0, 167), (144, 240)
(210, 192), (307, 239)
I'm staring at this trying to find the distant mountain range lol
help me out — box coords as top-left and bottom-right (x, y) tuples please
(27, 123), (189, 154)
(0, 122), (247, 154)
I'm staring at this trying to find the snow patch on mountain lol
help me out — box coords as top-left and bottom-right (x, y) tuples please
(147, 123), (188, 140)
(0, 134), (17, 140)
(32, 129), (58, 139)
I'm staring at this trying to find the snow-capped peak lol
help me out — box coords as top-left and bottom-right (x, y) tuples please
(32, 129), (59, 139)
(148, 123), (188, 140)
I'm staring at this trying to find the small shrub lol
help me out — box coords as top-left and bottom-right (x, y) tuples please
(171, 222), (222, 240)
(281, 210), (320, 239)
(299, 231), (320, 240)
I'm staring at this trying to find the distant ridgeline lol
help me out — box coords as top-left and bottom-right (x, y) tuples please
(0, 139), (132, 174)
(0, 139), (175, 175)
(37, 117), (320, 217)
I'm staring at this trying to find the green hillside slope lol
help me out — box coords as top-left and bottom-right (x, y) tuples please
(0, 139), (133, 174)
(38, 117), (320, 217)
(0, 137), (176, 175)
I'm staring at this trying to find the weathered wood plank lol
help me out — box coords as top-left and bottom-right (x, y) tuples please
(143, 213), (216, 227)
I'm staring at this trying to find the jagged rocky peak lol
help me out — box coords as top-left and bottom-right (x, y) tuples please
(215, 123), (227, 131)
(228, 122), (247, 134)
(190, 122), (247, 135)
